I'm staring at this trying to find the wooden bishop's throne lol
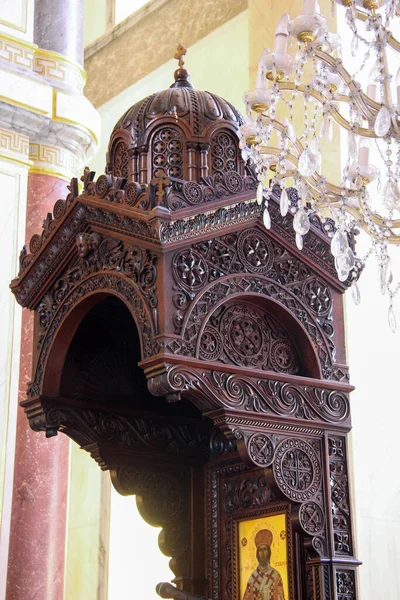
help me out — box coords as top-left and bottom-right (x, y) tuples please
(11, 51), (360, 600)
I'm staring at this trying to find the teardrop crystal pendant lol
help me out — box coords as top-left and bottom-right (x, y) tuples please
(287, 120), (296, 143)
(280, 188), (289, 216)
(382, 181), (400, 211)
(335, 257), (349, 282)
(380, 257), (393, 294)
(293, 209), (310, 235)
(351, 280), (361, 305)
(320, 115), (332, 141)
(257, 182), (264, 205)
(263, 207), (271, 229)
(388, 305), (397, 333)
(343, 247), (355, 270)
(351, 35), (358, 57)
(338, 265), (349, 282)
(331, 230), (349, 257)
(299, 148), (317, 177)
(310, 136), (320, 156)
(241, 148), (250, 161)
(295, 233), (303, 250)
(348, 131), (357, 161)
(374, 105), (391, 138)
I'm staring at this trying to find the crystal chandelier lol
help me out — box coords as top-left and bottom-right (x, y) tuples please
(239, 0), (400, 331)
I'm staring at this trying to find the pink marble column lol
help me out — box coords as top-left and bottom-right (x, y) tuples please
(6, 175), (70, 600)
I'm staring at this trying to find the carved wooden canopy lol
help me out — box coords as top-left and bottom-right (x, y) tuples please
(10, 62), (359, 600)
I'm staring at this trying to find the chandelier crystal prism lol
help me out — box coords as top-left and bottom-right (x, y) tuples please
(238, 0), (400, 330)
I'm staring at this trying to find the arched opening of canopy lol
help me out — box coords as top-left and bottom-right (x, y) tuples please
(42, 293), (201, 419)
(40, 293), (203, 597)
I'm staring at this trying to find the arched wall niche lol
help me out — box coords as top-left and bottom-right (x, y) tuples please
(59, 295), (148, 405)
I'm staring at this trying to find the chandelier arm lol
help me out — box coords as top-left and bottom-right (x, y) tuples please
(313, 49), (380, 119)
(260, 146), (346, 196)
(354, 9), (400, 52)
(243, 3), (400, 299)
(259, 146), (400, 241)
(275, 82), (379, 137)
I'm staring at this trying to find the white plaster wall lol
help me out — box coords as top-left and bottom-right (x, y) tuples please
(0, 163), (28, 600)
(0, 0), (34, 42)
(84, 0), (107, 47)
(346, 235), (400, 600)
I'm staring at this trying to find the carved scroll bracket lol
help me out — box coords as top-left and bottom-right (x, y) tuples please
(111, 463), (191, 580)
(21, 395), (209, 467)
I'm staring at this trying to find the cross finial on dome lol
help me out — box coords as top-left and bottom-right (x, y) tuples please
(171, 43), (192, 88)
(174, 43), (186, 68)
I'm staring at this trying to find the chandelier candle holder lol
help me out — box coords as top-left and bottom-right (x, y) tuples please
(239, 0), (400, 331)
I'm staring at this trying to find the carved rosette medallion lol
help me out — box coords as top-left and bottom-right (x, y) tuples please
(247, 433), (274, 467)
(199, 326), (223, 361)
(237, 229), (274, 273)
(302, 277), (332, 316)
(182, 181), (203, 204)
(223, 305), (264, 363)
(336, 571), (355, 600)
(198, 303), (300, 373)
(270, 340), (298, 373)
(273, 438), (321, 502)
(173, 248), (208, 290)
(299, 501), (325, 535)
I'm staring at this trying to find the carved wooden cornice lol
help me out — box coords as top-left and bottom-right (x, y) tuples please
(145, 361), (352, 430)
(10, 170), (351, 314)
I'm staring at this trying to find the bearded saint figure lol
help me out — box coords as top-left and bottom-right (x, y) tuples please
(242, 529), (285, 600)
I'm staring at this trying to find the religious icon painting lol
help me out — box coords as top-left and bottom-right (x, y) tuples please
(234, 508), (292, 600)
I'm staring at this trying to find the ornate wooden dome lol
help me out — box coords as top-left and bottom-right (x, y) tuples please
(106, 53), (245, 185)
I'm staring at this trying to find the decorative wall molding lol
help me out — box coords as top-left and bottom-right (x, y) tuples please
(33, 48), (86, 94)
(29, 142), (80, 181)
(0, 126), (29, 165)
(0, 33), (99, 174)
(0, 33), (33, 69)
